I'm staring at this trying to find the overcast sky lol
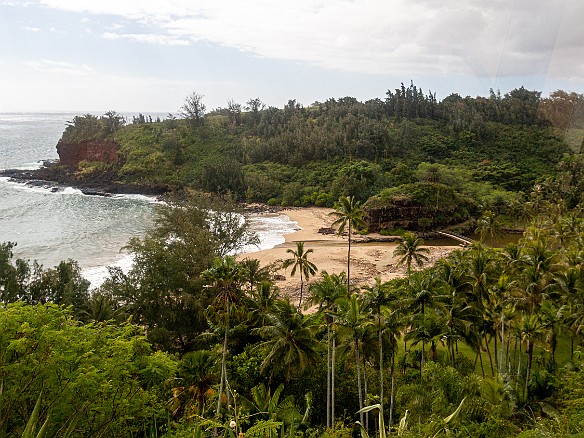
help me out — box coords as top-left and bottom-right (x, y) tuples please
(1, 0), (583, 113)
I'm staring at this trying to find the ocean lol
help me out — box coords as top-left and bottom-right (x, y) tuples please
(0, 112), (298, 287)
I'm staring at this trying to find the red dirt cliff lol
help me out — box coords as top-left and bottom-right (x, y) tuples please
(56, 140), (119, 167)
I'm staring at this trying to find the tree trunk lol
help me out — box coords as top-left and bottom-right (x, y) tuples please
(363, 359), (369, 431)
(298, 269), (304, 309)
(347, 222), (352, 296)
(326, 323), (331, 428)
(526, 340), (534, 396)
(215, 298), (230, 436)
(378, 317), (384, 408)
(484, 334), (495, 377)
(356, 339), (364, 425)
(494, 331), (499, 372)
(332, 336), (336, 428)
(389, 353), (395, 429)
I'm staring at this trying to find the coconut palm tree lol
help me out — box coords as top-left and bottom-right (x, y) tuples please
(517, 314), (547, 395)
(169, 349), (218, 417)
(336, 294), (371, 426)
(393, 231), (430, 275)
(329, 196), (365, 295)
(405, 312), (448, 363)
(475, 209), (502, 246)
(254, 298), (321, 382)
(282, 241), (318, 309)
(308, 271), (347, 429)
(201, 255), (245, 420)
(248, 280), (281, 328)
(398, 271), (447, 371)
(240, 257), (271, 293)
(361, 278), (396, 410)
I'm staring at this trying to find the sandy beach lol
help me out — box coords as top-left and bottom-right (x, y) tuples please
(241, 207), (456, 302)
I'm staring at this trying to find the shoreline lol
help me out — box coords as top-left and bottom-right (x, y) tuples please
(241, 207), (457, 302)
(1, 168), (457, 295)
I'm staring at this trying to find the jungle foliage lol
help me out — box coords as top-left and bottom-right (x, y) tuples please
(57, 84), (584, 222)
(1, 183), (584, 436)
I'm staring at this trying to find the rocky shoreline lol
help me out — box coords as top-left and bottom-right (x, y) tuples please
(0, 161), (170, 197)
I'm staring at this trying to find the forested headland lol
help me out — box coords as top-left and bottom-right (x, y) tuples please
(1, 84), (584, 437)
(34, 84), (584, 230)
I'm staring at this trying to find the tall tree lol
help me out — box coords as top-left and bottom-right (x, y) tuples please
(180, 92), (206, 127)
(201, 256), (245, 421)
(330, 196), (366, 295)
(308, 271), (347, 429)
(282, 241), (318, 308)
(336, 294), (371, 426)
(361, 278), (396, 411)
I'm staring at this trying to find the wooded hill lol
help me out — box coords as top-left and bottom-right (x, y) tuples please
(56, 85), (584, 229)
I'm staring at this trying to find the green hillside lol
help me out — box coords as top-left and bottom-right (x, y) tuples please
(57, 85), (584, 228)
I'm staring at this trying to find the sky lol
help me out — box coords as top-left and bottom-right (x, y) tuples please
(1, 0), (583, 113)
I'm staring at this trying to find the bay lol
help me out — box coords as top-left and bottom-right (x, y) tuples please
(0, 112), (297, 287)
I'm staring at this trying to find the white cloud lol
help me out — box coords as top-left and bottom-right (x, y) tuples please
(26, 59), (93, 76)
(23, 26), (40, 32)
(29, 0), (584, 80)
(102, 31), (190, 46)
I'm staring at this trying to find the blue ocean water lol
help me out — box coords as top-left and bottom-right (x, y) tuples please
(0, 113), (297, 287)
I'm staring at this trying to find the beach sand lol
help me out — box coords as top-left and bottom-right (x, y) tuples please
(240, 207), (456, 303)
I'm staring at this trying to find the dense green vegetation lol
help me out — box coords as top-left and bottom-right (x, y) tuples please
(57, 85), (584, 228)
(2, 180), (584, 436)
(2, 85), (584, 436)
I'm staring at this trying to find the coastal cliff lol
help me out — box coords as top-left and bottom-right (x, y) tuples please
(56, 140), (119, 167)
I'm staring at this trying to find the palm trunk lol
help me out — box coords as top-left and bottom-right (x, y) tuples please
(484, 334), (495, 377)
(477, 345), (485, 378)
(389, 353), (395, 429)
(215, 298), (230, 435)
(526, 340), (534, 395)
(347, 222), (352, 296)
(332, 336), (336, 428)
(363, 360), (369, 431)
(379, 318), (384, 408)
(494, 331), (499, 372)
(326, 323), (331, 428)
(298, 269), (304, 309)
(356, 339), (364, 425)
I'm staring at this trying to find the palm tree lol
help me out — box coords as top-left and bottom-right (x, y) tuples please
(475, 210), (502, 246)
(361, 278), (396, 411)
(254, 298), (321, 382)
(405, 313), (448, 363)
(398, 271), (447, 371)
(308, 271), (347, 429)
(201, 255), (245, 420)
(248, 280), (281, 328)
(329, 196), (366, 295)
(517, 314), (547, 395)
(239, 257), (271, 293)
(241, 383), (299, 438)
(393, 231), (430, 275)
(169, 350), (218, 417)
(282, 241), (318, 309)
(336, 294), (371, 426)
(81, 292), (125, 323)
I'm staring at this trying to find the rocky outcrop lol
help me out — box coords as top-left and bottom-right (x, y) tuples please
(56, 140), (119, 167)
(365, 182), (479, 232)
